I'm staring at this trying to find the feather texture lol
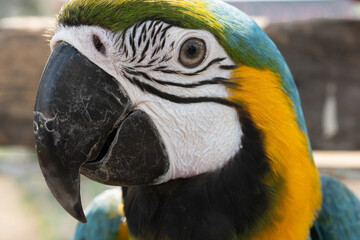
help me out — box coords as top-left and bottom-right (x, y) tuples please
(315, 175), (360, 240)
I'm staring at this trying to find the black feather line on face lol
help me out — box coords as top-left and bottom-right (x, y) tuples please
(194, 57), (227, 74)
(170, 41), (175, 49)
(160, 25), (172, 40)
(154, 66), (167, 71)
(153, 20), (162, 30)
(125, 48), (128, 58)
(134, 64), (154, 69)
(160, 38), (166, 50)
(154, 46), (162, 57)
(159, 54), (169, 63)
(129, 33), (136, 57)
(129, 56), (137, 63)
(220, 65), (238, 70)
(122, 73), (237, 107)
(152, 24), (163, 46)
(154, 69), (179, 74)
(147, 21), (155, 31)
(132, 21), (138, 40)
(124, 68), (237, 88)
(138, 23), (147, 47)
(150, 22), (159, 39)
(164, 56), (172, 62)
(138, 39), (150, 63)
(137, 55), (146, 64)
(124, 108), (280, 240)
(150, 48), (158, 59)
(148, 57), (159, 65)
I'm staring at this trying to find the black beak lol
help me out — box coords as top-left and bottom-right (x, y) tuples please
(34, 42), (169, 223)
(34, 42), (132, 222)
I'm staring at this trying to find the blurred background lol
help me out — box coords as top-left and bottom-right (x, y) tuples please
(0, 0), (359, 239)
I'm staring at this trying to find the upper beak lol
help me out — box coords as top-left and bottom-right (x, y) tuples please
(34, 42), (132, 222)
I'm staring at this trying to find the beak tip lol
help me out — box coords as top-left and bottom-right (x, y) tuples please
(67, 195), (87, 223)
(77, 214), (87, 224)
(61, 199), (87, 223)
(75, 208), (87, 223)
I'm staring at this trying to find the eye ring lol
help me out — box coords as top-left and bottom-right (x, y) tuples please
(178, 38), (206, 68)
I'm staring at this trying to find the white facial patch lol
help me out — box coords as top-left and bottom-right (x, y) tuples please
(51, 22), (242, 183)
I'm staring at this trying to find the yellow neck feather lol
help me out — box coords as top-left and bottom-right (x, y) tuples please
(228, 66), (321, 240)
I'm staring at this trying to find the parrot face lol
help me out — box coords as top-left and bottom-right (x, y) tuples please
(34, 0), (321, 238)
(51, 23), (242, 182)
(35, 21), (242, 221)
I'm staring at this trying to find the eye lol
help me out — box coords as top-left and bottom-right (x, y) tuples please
(93, 35), (106, 55)
(178, 38), (206, 68)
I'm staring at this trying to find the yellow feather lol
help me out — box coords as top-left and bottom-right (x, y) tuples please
(228, 66), (321, 240)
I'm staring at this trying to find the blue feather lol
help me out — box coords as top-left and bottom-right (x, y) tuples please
(73, 188), (125, 240)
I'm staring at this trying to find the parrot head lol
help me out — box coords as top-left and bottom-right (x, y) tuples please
(34, 0), (321, 238)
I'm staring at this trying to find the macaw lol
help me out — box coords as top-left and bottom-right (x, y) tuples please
(33, 0), (360, 239)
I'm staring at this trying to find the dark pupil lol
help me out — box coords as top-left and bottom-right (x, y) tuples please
(186, 44), (198, 58)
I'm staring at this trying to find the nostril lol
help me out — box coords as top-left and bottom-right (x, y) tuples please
(93, 35), (106, 55)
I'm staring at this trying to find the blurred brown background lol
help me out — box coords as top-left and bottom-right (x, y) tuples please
(0, 0), (359, 239)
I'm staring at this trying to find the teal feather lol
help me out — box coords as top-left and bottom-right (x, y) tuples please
(314, 175), (360, 240)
